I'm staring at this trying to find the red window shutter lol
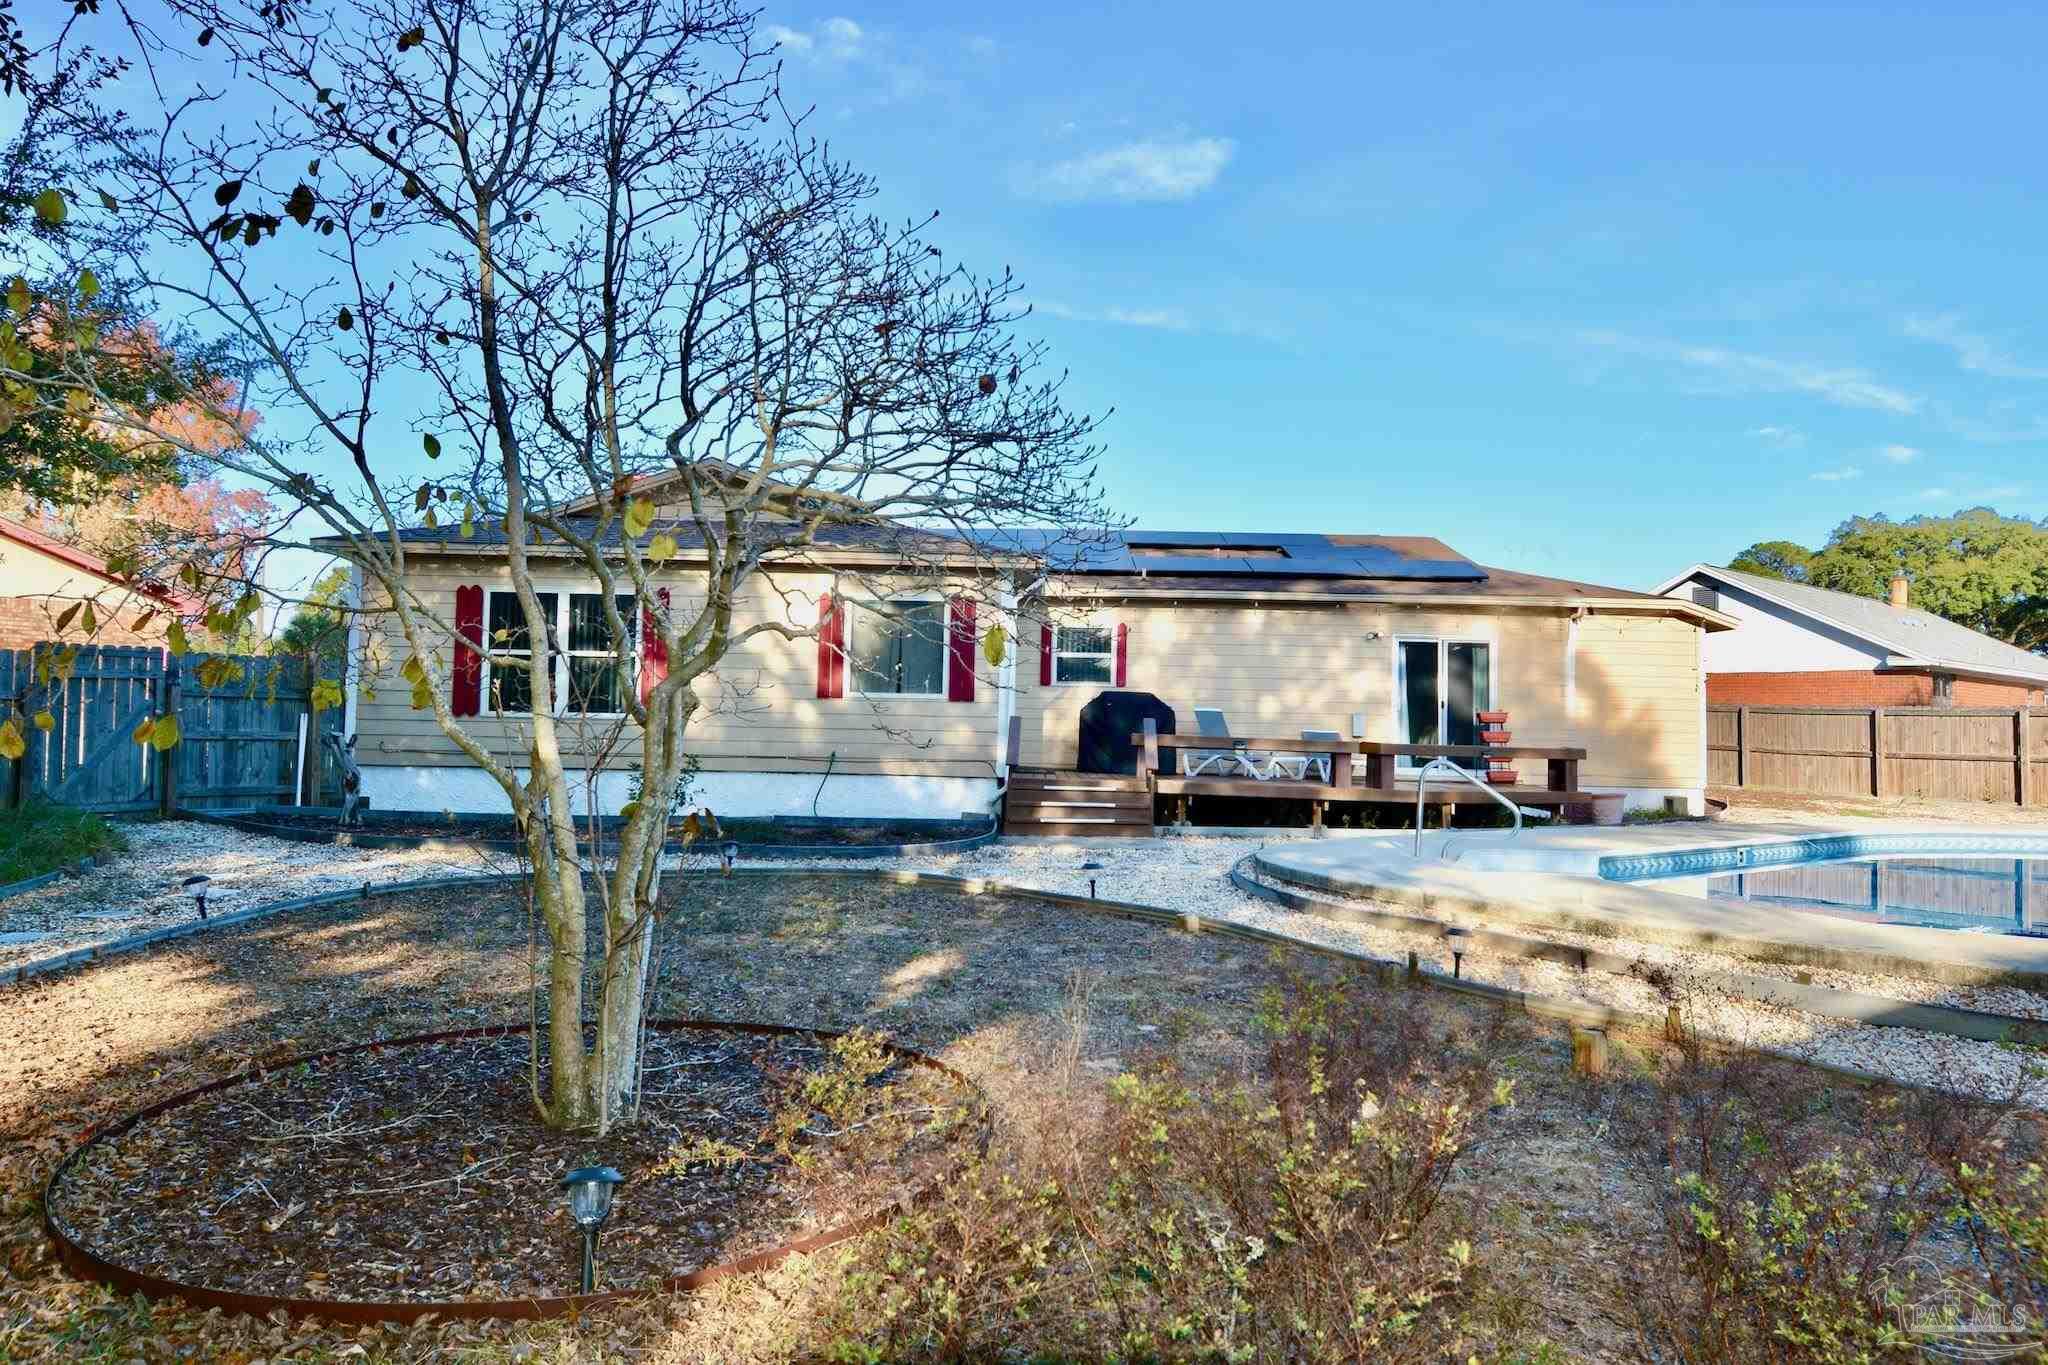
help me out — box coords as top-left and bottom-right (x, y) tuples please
(1039, 622), (1054, 687)
(946, 597), (976, 702)
(1114, 622), (1128, 687)
(639, 586), (670, 704)
(816, 593), (845, 699)
(452, 584), (482, 716)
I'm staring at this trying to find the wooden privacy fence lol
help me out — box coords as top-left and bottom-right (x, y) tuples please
(1710, 703), (2048, 807)
(0, 644), (344, 815)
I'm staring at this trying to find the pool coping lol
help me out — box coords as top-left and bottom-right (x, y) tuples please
(1254, 829), (2048, 990)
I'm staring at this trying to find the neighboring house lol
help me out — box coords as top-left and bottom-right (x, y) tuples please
(1655, 563), (2048, 708)
(331, 474), (1733, 820)
(0, 515), (200, 650)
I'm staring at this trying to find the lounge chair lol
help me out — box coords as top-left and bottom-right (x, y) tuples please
(1299, 729), (1343, 784)
(1183, 707), (1276, 779)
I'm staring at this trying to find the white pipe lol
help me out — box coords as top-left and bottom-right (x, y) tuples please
(294, 712), (309, 807)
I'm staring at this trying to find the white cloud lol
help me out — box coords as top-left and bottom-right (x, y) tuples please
(1903, 313), (2048, 380)
(1035, 299), (1193, 331)
(1571, 328), (1920, 415)
(1750, 425), (1804, 446)
(1028, 137), (1235, 203)
(766, 15), (864, 61)
(1810, 466), (1863, 482)
(1914, 483), (2024, 504)
(1878, 443), (1921, 464)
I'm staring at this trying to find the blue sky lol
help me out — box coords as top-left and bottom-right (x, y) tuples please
(746, 1), (2048, 589)
(14, 1), (2048, 601)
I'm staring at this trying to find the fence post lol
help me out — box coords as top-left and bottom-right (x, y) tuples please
(158, 653), (180, 819)
(2018, 708), (2032, 808)
(1871, 707), (1885, 798)
(1735, 706), (1750, 788)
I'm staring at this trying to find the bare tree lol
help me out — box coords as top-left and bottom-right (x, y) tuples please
(11, 0), (1111, 1133)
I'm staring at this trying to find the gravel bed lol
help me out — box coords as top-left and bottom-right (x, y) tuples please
(0, 819), (501, 970)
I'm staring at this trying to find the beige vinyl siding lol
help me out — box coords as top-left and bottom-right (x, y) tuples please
(1015, 599), (1701, 791)
(1571, 613), (1703, 789)
(353, 560), (1000, 778)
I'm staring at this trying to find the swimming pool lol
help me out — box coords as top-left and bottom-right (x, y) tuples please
(1601, 835), (2048, 936)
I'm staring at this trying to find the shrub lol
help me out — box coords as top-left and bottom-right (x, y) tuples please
(1617, 1040), (2045, 1364)
(0, 799), (125, 884)
(816, 969), (1512, 1363)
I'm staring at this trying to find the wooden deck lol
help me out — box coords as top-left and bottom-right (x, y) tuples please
(997, 718), (1591, 836)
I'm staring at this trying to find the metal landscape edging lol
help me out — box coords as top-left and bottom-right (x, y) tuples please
(189, 807), (1000, 861)
(42, 1018), (990, 1326)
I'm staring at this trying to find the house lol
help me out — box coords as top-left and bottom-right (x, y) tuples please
(1655, 564), (2048, 708)
(330, 475), (1734, 822)
(0, 514), (200, 650)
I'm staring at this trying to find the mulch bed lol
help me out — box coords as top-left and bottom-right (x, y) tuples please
(48, 1025), (971, 1303)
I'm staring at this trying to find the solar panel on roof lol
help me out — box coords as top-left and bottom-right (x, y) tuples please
(975, 529), (1490, 581)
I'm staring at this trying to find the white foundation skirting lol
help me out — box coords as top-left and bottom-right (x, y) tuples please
(357, 765), (999, 821)
(1601, 787), (1706, 816)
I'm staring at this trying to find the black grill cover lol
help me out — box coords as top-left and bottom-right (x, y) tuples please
(1077, 691), (1177, 774)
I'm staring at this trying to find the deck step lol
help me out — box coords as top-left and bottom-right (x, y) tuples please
(1003, 768), (1157, 837)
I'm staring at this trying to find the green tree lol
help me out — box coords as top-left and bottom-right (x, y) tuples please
(276, 565), (350, 667)
(1727, 539), (1813, 582)
(1724, 509), (2048, 645)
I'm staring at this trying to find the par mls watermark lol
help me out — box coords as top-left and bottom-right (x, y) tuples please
(1899, 1273), (2043, 1363)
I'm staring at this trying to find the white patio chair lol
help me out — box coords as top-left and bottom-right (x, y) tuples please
(1299, 729), (1343, 784)
(1182, 707), (1278, 779)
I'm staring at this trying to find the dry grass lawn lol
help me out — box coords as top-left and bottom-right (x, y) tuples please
(1, 870), (1772, 1361)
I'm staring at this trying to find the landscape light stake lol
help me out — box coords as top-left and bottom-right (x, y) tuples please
(719, 841), (739, 877)
(560, 1165), (624, 1293)
(181, 875), (210, 920)
(1445, 927), (1468, 979)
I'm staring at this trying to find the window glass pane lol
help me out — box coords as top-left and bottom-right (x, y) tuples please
(1401, 641), (1440, 747)
(851, 601), (945, 695)
(493, 657), (537, 713)
(566, 656), (623, 713)
(566, 593), (635, 653)
(1058, 625), (1112, 656)
(488, 591), (555, 652)
(1055, 655), (1112, 684)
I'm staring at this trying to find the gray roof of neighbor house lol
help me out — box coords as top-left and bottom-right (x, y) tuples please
(1663, 563), (2048, 684)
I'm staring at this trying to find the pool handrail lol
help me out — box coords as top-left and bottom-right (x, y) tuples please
(1414, 756), (1550, 858)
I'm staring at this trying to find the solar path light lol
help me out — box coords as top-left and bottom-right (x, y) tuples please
(561, 1165), (625, 1292)
(181, 875), (211, 920)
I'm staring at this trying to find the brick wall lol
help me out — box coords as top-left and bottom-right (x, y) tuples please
(1708, 669), (2042, 708)
(0, 597), (172, 651)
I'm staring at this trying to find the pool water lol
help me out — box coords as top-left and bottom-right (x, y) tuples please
(1702, 855), (2048, 936)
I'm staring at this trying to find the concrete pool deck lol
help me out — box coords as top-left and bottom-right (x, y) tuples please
(1253, 818), (2048, 988)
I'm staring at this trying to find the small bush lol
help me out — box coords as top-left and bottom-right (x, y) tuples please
(1616, 1040), (2047, 1364)
(815, 969), (1513, 1363)
(0, 799), (125, 884)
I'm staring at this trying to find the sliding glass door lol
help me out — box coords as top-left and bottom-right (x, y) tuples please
(1396, 638), (1493, 770)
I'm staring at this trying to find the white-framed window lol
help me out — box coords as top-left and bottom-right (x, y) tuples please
(847, 597), (947, 697)
(484, 588), (635, 715)
(1052, 623), (1114, 685)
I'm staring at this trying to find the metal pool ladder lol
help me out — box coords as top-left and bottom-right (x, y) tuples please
(1413, 756), (1550, 858)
